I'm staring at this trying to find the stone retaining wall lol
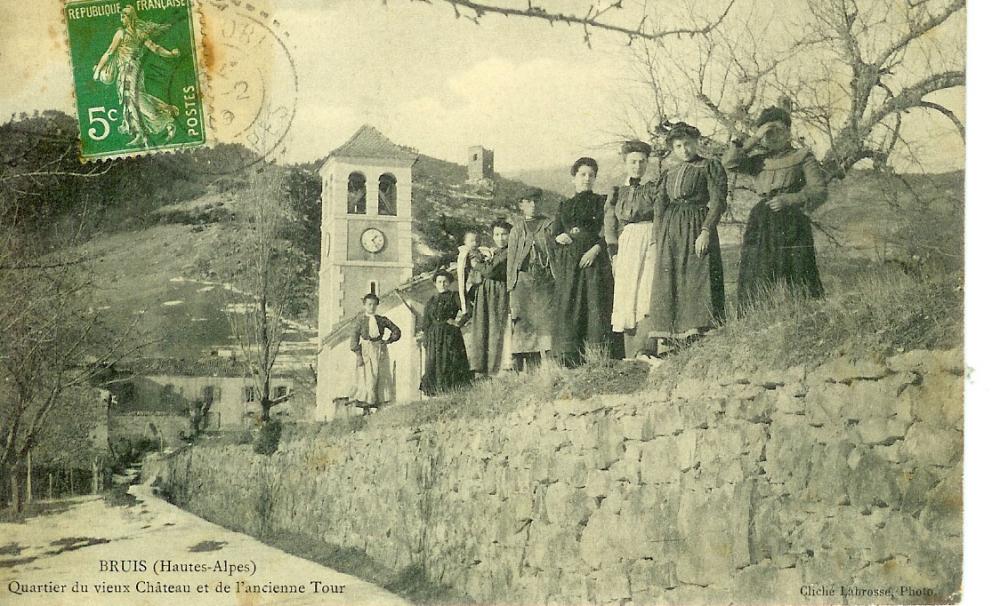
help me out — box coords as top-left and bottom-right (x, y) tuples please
(146, 349), (963, 604)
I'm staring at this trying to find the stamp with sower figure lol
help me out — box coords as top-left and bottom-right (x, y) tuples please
(64, 0), (206, 160)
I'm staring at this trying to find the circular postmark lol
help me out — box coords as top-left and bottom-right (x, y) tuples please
(164, 0), (299, 175)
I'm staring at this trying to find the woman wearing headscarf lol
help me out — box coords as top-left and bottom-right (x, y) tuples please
(604, 140), (657, 357)
(723, 106), (828, 310)
(550, 157), (615, 367)
(507, 188), (555, 371)
(649, 122), (728, 339)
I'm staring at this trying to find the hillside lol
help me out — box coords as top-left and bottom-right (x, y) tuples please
(2, 112), (562, 362)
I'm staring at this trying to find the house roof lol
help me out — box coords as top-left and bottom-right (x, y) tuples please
(114, 357), (298, 379)
(328, 125), (419, 163)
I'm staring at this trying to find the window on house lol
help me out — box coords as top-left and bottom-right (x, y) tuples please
(243, 386), (255, 402)
(378, 173), (397, 216)
(472, 153), (478, 161)
(347, 172), (366, 214)
(274, 386), (288, 399)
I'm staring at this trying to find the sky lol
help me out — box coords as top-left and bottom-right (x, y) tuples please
(1, 0), (965, 173)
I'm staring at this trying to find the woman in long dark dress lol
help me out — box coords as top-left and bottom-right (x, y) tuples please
(551, 157), (615, 367)
(469, 220), (512, 375)
(723, 106), (828, 311)
(419, 270), (472, 395)
(648, 122), (728, 338)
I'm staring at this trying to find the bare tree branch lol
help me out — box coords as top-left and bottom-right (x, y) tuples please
(405, 0), (735, 42)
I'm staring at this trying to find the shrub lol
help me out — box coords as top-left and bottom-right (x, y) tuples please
(253, 419), (282, 455)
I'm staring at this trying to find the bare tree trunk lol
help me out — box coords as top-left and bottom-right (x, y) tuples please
(25, 451), (32, 504)
(9, 462), (22, 513)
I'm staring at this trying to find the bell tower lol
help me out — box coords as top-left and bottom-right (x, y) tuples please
(317, 125), (418, 337)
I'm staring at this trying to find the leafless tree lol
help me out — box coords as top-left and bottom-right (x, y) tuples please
(222, 162), (306, 423)
(0, 234), (145, 511)
(629, 0), (965, 177)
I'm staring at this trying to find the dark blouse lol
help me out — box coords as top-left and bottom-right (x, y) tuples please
(422, 291), (465, 329)
(552, 190), (607, 249)
(657, 157), (729, 230)
(603, 181), (656, 253)
(722, 144), (828, 211)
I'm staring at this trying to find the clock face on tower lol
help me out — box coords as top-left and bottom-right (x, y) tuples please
(360, 227), (386, 254)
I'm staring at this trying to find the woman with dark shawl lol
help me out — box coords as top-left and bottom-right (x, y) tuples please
(723, 106), (828, 310)
(551, 157), (615, 367)
(507, 188), (555, 371)
(419, 270), (472, 395)
(648, 122), (728, 338)
(468, 220), (513, 375)
(604, 140), (658, 356)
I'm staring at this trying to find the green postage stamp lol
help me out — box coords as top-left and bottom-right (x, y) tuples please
(64, 0), (206, 160)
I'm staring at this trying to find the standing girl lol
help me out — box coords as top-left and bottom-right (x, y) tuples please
(649, 122), (728, 340)
(551, 157), (614, 366)
(349, 293), (401, 414)
(419, 270), (472, 395)
(604, 140), (657, 357)
(469, 220), (513, 375)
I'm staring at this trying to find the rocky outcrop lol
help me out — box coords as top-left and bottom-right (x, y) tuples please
(147, 349), (963, 605)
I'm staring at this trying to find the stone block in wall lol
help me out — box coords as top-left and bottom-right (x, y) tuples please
(900, 422), (962, 467)
(675, 481), (750, 586)
(725, 393), (775, 424)
(607, 442), (641, 484)
(548, 452), (590, 488)
(887, 348), (962, 376)
(856, 416), (908, 445)
(919, 463), (962, 538)
(803, 382), (854, 426)
(628, 558), (678, 600)
(727, 563), (802, 604)
(813, 355), (890, 384)
(845, 447), (902, 509)
(524, 520), (583, 573)
(911, 372), (963, 428)
(543, 481), (593, 527)
(586, 563), (631, 604)
(639, 437), (679, 485)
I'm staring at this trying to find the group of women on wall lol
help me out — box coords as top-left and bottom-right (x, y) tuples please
(414, 104), (829, 396)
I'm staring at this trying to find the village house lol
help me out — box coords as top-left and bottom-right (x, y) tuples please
(109, 357), (310, 446)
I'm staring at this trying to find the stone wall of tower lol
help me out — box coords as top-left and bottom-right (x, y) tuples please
(468, 145), (495, 181)
(318, 157), (414, 335)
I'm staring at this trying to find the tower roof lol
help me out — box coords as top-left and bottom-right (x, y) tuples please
(328, 125), (419, 163)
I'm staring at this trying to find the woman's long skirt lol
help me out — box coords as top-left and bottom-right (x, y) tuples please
(551, 239), (614, 363)
(351, 339), (394, 406)
(510, 268), (554, 354)
(420, 324), (472, 395)
(649, 204), (725, 335)
(611, 222), (656, 333)
(736, 200), (824, 310)
(469, 279), (512, 374)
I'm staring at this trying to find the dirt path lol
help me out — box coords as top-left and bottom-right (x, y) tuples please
(0, 481), (411, 606)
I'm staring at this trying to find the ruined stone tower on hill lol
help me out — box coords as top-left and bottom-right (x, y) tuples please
(468, 145), (494, 181)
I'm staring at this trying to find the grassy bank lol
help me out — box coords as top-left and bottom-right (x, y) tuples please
(285, 255), (961, 447)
